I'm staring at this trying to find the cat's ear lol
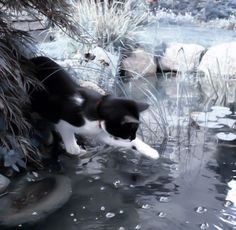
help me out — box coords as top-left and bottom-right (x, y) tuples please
(121, 115), (140, 125)
(136, 102), (149, 112)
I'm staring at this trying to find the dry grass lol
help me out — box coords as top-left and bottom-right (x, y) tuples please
(73, 0), (148, 50)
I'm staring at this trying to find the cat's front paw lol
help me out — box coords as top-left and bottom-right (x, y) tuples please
(65, 144), (87, 157)
(132, 138), (159, 160)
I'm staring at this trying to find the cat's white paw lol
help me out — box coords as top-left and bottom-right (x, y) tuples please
(65, 144), (86, 157)
(144, 146), (160, 159)
(132, 138), (160, 159)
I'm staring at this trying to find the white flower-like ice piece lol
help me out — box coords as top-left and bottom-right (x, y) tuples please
(216, 132), (236, 141)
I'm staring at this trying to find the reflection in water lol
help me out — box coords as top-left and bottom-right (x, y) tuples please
(14, 136), (235, 230)
(211, 146), (236, 229)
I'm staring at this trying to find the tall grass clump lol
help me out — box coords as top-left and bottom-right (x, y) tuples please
(74, 0), (148, 51)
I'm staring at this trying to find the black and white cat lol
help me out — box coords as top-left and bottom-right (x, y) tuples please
(29, 56), (159, 159)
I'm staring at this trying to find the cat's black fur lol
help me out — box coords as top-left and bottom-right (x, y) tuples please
(29, 56), (148, 141)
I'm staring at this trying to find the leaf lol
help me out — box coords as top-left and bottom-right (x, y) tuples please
(11, 163), (20, 172)
(3, 149), (26, 171)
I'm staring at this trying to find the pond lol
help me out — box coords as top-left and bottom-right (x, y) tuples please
(1, 5), (236, 230)
(17, 133), (235, 230)
(11, 73), (235, 230)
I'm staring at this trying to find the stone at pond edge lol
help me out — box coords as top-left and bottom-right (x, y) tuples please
(0, 174), (10, 194)
(0, 174), (72, 228)
(158, 42), (205, 72)
(198, 42), (236, 78)
(122, 49), (157, 77)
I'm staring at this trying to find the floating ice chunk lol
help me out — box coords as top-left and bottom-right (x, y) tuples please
(211, 110), (232, 117)
(198, 122), (223, 129)
(211, 106), (232, 117)
(142, 204), (151, 209)
(226, 180), (236, 207)
(216, 132), (236, 141)
(200, 222), (209, 229)
(105, 212), (115, 218)
(157, 212), (166, 218)
(191, 112), (217, 122)
(217, 118), (236, 128)
(211, 109), (231, 116)
(191, 107), (234, 129)
(195, 206), (207, 214)
(211, 106), (230, 111)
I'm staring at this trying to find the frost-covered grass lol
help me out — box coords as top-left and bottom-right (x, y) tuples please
(206, 16), (236, 30)
(73, 0), (148, 50)
(152, 8), (236, 31)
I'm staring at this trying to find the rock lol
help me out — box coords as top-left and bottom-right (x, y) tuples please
(158, 42), (205, 72)
(122, 49), (157, 77)
(0, 174), (10, 194)
(79, 80), (106, 95)
(198, 42), (236, 78)
(38, 37), (78, 59)
(0, 174), (72, 228)
(198, 42), (236, 103)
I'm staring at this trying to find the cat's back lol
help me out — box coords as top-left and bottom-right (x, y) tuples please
(30, 56), (78, 95)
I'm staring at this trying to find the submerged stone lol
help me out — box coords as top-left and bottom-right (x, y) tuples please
(0, 174), (72, 228)
(0, 174), (10, 194)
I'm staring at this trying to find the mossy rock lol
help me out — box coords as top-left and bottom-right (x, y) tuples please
(0, 174), (72, 228)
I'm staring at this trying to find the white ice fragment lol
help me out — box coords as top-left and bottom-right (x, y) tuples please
(198, 122), (223, 129)
(195, 206), (207, 214)
(105, 212), (115, 218)
(159, 196), (170, 203)
(200, 222), (209, 229)
(113, 180), (121, 188)
(191, 112), (218, 122)
(211, 106), (230, 111)
(217, 118), (236, 128)
(157, 212), (166, 218)
(216, 132), (236, 141)
(226, 180), (236, 207)
(141, 204), (150, 209)
(100, 206), (106, 211)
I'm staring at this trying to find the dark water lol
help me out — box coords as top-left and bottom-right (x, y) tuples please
(17, 135), (235, 230)
(10, 71), (233, 230)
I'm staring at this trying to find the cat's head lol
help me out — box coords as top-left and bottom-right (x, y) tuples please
(99, 96), (149, 141)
